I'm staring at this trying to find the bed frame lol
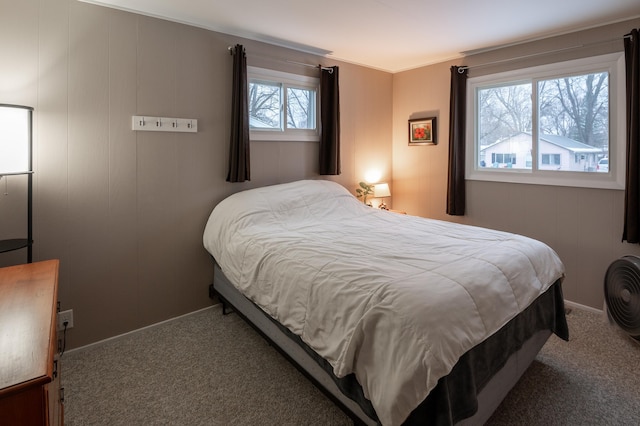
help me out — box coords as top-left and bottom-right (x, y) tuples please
(210, 262), (553, 425)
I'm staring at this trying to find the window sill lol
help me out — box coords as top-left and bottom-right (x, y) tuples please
(250, 131), (319, 142)
(466, 168), (625, 190)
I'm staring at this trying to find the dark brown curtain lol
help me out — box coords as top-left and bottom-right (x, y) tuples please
(446, 66), (468, 216)
(319, 66), (341, 175)
(623, 30), (640, 243)
(226, 44), (250, 182)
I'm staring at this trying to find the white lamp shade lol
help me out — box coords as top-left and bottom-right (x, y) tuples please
(0, 105), (31, 174)
(373, 183), (391, 198)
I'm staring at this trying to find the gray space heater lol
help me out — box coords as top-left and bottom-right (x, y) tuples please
(604, 255), (640, 343)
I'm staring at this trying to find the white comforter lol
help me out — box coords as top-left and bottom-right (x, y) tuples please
(203, 179), (565, 426)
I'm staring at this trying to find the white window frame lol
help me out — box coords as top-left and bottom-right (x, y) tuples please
(248, 66), (320, 142)
(466, 53), (626, 190)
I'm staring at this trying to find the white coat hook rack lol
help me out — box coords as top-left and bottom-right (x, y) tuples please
(132, 115), (198, 133)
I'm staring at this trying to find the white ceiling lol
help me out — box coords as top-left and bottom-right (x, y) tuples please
(82, 0), (640, 73)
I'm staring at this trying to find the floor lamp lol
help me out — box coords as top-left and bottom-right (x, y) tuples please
(0, 104), (34, 263)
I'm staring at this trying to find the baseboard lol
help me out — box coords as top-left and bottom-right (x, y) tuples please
(65, 305), (217, 355)
(65, 298), (601, 355)
(564, 299), (604, 315)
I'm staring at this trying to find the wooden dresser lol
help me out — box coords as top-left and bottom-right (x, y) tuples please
(0, 259), (63, 425)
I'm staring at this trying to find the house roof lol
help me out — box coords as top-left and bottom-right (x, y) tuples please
(539, 134), (603, 153)
(249, 116), (273, 129)
(481, 132), (603, 154)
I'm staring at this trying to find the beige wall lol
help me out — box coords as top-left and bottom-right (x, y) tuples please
(0, 0), (392, 348)
(392, 18), (640, 309)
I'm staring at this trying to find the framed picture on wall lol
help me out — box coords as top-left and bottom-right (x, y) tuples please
(408, 117), (437, 145)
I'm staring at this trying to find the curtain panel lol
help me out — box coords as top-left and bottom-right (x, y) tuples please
(226, 44), (250, 183)
(319, 66), (341, 175)
(623, 29), (640, 243)
(446, 66), (468, 216)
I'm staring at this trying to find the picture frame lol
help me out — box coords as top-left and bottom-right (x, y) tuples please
(408, 117), (437, 145)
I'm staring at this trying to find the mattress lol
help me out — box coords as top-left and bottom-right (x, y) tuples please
(203, 179), (567, 425)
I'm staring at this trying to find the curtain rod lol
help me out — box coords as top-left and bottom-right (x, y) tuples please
(286, 60), (334, 73)
(227, 46), (334, 73)
(458, 33), (633, 73)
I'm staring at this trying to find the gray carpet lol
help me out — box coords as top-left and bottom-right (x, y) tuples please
(62, 306), (640, 425)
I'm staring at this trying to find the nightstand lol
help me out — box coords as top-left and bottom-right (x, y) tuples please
(388, 209), (407, 214)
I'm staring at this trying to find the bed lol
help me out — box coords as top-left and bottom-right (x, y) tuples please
(203, 179), (569, 425)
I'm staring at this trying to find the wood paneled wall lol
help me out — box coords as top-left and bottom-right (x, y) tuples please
(0, 0), (392, 348)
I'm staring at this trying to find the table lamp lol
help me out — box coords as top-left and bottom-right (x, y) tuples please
(374, 183), (391, 210)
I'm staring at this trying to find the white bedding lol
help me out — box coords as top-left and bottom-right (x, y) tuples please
(203, 179), (565, 426)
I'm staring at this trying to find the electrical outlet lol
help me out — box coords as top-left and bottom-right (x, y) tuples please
(58, 309), (74, 330)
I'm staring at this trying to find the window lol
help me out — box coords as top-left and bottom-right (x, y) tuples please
(489, 153), (517, 167)
(466, 53), (625, 189)
(248, 67), (319, 141)
(541, 154), (561, 166)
